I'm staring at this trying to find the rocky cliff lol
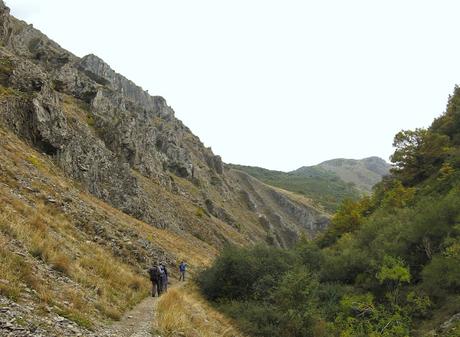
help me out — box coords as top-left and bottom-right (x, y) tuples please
(0, 0), (328, 250)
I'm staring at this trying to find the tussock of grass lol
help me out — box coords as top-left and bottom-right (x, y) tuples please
(26, 155), (45, 171)
(155, 286), (245, 337)
(0, 236), (36, 300)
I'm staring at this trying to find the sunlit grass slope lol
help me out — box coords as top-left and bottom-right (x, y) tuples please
(0, 126), (216, 328)
(155, 285), (246, 337)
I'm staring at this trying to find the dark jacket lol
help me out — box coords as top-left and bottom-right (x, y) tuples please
(148, 266), (160, 282)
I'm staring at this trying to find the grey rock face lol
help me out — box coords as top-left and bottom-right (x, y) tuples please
(79, 54), (172, 117)
(268, 189), (329, 231)
(0, 2), (329, 248)
(230, 169), (329, 246)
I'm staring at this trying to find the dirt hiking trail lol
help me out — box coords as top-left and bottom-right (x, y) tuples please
(98, 296), (157, 337)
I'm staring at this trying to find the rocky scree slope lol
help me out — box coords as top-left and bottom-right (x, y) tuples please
(0, 1), (328, 249)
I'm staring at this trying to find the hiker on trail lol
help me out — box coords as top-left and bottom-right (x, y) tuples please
(157, 261), (164, 295)
(148, 262), (161, 297)
(179, 261), (187, 281)
(160, 262), (168, 292)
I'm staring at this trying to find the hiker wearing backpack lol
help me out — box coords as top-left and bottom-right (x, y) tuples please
(148, 262), (161, 297)
(157, 262), (165, 294)
(179, 261), (187, 281)
(160, 262), (168, 292)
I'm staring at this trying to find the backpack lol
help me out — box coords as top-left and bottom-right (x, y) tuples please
(148, 266), (160, 282)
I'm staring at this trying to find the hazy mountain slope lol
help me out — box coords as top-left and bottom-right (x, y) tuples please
(295, 156), (391, 192)
(230, 157), (389, 211)
(229, 164), (361, 212)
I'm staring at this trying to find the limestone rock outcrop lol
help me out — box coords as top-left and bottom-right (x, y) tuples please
(0, 0), (328, 248)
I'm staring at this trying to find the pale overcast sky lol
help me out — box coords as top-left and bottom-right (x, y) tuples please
(7, 0), (460, 171)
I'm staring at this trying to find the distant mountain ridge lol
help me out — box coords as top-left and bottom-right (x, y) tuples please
(294, 156), (391, 192)
(230, 157), (390, 212)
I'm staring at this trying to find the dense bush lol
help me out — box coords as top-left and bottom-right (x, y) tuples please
(198, 245), (297, 301)
(199, 86), (460, 337)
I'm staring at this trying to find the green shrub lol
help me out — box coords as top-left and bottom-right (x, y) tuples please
(198, 245), (296, 301)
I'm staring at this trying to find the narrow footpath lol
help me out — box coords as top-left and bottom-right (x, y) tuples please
(98, 296), (158, 337)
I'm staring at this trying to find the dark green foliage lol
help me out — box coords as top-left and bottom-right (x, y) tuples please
(198, 245), (297, 301)
(273, 267), (319, 337)
(391, 128), (451, 185)
(200, 86), (460, 337)
(432, 85), (460, 145)
(199, 249), (323, 337)
(294, 237), (324, 271)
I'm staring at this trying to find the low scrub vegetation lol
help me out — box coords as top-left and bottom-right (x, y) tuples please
(199, 86), (460, 337)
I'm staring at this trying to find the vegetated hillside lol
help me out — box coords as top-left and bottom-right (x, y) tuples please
(295, 156), (391, 192)
(0, 1), (329, 335)
(230, 157), (389, 212)
(0, 126), (215, 336)
(199, 87), (460, 336)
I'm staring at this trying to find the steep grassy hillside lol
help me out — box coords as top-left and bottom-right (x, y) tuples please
(231, 157), (389, 212)
(0, 126), (216, 335)
(229, 164), (361, 212)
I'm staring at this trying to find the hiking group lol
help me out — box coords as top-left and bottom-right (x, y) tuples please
(148, 261), (187, 297)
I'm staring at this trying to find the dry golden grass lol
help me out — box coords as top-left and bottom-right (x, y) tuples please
(155, 285), (246, 337)
(0, 201), (150, 327)
(61, 94), (91, 125)
(0, 235), (36, 300)
(0, 126), (220, 328)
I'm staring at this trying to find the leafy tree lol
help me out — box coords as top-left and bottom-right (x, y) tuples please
(318, 199), (367, 247)
(405, 290), (432, 318)
(431, 85), (460, 145)
(377, 256), (411, 285)
(391, 129), (451, 185)
(422, 236), (460, 296)
(335, 293), (410, 337)
(274, 267), (319, 337)
(376, 255), (411, 305)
